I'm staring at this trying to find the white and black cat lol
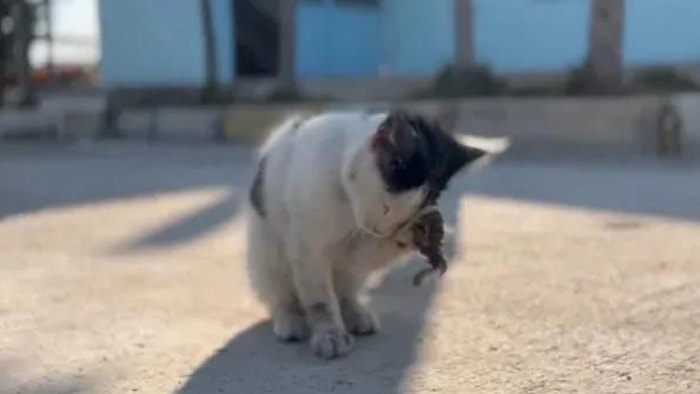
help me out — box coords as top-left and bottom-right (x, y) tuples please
(245, 109), (507, 359)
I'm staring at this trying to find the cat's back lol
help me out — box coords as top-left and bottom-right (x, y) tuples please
(257, 111), (383, 218)
(289, 110), (380, 154)
(263, 110), (383, 178)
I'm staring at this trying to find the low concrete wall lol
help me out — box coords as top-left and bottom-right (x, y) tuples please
(221, 104), (322, 143)
(0, 109), (56, 139)
(62, 93), (700, 159)
(115, 106), (223, 141)
(407, 96), (665, 156)
(217, 96), (669, 157)
(0, 93), (107, 141)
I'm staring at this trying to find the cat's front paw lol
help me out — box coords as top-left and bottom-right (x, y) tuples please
(341, 301), (379, 336)
(310, 328), (354, 359)
(272, 310), (310, 342)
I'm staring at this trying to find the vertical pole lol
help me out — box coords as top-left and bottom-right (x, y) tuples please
(0, 1), (7, 108)
(200, 0), (219, 101)
(13, 0), (35, 107)
(587, 0), (625, 93)
(44, 0), (53, 82)
(453, 0), (475, 70)
(277, 0), (297, 92)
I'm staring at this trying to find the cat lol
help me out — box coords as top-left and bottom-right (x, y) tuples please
(245, 109), (507, 359)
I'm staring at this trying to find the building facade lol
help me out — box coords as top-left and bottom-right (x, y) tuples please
(98, 0), (700, 89)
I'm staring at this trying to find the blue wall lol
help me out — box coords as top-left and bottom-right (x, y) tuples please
(296, 0), (382, 78)
(472, 0), (700, 73)
(385, 0), (700, 75)
(624, 0), (700, 66)
(382, 0), (454, 77)
(99, 0), (233, 87)
(474, 0), (589, 73)
(99, 0), (700, 87)
(380, 0), (589, 77)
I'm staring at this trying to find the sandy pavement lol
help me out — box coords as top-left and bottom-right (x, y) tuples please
(1, 142), (699, 394)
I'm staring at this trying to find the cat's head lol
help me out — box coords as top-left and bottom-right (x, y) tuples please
(344, 109), (508, 238)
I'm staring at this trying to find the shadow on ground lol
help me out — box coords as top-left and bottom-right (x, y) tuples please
(111, 190), (241, 254)
(0, 142), (465, 394)
(0, 143), (253, 252)
(3, 142), (699, 393)
(0, 142), (253, 221)
(177, 273), (435, 394)
(461, 158), (700, 223)
(2, 142), (698, 253)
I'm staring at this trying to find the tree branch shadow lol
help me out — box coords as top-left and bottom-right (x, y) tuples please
(110, 190), (241, 254)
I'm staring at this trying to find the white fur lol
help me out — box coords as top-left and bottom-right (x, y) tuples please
(245, 111), (503, 359)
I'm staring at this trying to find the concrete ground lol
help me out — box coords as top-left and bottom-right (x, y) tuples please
(1, 142), (699, 394)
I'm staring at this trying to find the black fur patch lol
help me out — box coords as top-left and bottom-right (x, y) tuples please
(374, 110), (486, 205)
(249, 156), (267, 217)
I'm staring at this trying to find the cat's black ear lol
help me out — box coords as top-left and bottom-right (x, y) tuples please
(372, 110), (418, 155)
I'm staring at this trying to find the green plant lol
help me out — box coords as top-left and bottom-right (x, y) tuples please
(563, 60), (596, 96)
(264, 86), (306, 103)
(632, 67), (698, 92)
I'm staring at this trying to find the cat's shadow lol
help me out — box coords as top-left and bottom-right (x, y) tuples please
(177, 192), (463, 394)
(176, 267), (438, 394)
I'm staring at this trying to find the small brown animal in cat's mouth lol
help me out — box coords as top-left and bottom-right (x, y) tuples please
(412, 208), (447, 286)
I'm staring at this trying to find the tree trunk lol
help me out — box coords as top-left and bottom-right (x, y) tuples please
(199, 0), (219, 101)
(277, 0), (297, 92)
(9, 0), (36, 107)
(42, 0), (54, 81)
(453, 0), (475, 70)
(0, 0), (8, 108)
(587, 0), (625, 93)
(0, 21), (6, 108)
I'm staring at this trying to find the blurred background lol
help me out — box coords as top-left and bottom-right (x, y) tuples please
(0, 0), (698, 152)
(2, 1), (700, 394)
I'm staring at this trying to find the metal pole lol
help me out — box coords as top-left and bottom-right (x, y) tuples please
(277, 0), (297, 92)
(13, 0), (36, 107)
(453, 0), (475, 70)
(587, 0), (625, 93)
(43, 0), (54, 82)
(0, 0), (9, 107)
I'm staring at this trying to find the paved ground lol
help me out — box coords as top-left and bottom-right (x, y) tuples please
(1, 142), (699, 394)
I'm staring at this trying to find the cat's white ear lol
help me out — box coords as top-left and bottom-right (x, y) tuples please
(455, 134), (510, 155)
(454, 133), (510, 171)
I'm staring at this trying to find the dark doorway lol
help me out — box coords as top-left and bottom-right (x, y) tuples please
(233, 0), (280, 77)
